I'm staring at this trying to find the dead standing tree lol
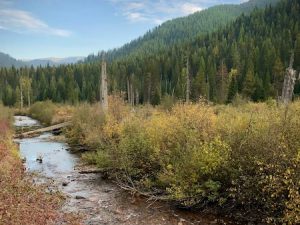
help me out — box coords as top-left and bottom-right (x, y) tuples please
(281, 53), (297, 104)
(100, 60), (108, 111)
(186, 56), (190, 103)
(20, 78), (24, 110)
(127, 73), (137, 106)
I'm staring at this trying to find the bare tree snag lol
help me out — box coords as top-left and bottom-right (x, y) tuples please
(19, 76), (24, 110)
(186, 57), (190, 103)
(130, 73), (134, 106)
(126, 74), (135, 106)
(20, 82), (23, 110)
(281, 53), (297, 104)
(27, 78), (32, 107)
(101, 60), (108, 111)
(135, 89), (139, 105)
(147, 73), (152, 104)
(131, 82), (134, 106)
(127, 77), (131, 104)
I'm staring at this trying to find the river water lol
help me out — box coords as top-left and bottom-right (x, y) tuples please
(14, 116), (230, 225)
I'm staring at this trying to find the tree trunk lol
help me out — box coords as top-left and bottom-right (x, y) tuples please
(281, 53), (296, 104)
(186, 57), (190, 103)
(101, 61), (108, 111)
(20, 83), (23, 110)
(135, 89), (139, 105)
(127, 77), (131, 104)
(131, 82), (134, 106)
(27, 88), (31, 107)
(147, 73), (151, 104)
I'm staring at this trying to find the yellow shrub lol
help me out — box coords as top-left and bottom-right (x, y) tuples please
(66, 100), (300, 224)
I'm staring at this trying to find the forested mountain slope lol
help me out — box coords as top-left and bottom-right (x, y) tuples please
(0, 0), (299, 106)
(86, 0), (280, 62)
(0, 52), (24, 68)
(107, 0), (300, 104)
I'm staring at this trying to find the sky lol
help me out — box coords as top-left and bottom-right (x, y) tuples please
(0, 0), (247, 60)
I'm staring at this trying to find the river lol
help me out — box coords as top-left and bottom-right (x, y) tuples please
(14, 116), (231, 225)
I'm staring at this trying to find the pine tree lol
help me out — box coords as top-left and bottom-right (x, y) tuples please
(294, 33), (300, 72)
(216, 60), (229, 103)
(272, 56), (285, 99)
(227, 69), (238, 103)
(242, 63), (256, 98)
(193, 56), (207, 100)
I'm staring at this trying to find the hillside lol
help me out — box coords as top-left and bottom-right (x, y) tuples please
(0, 52), (24, 68)
(106, 0), (300, 103)
(1, 0), (299, 106)
(86, 0), (280, 62)
(0, 52), (84, 68)
(23, 57), (84, 67)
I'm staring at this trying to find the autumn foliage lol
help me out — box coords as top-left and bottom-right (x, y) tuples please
(66, 98), (300, 224)
(0, 105), (79, 225)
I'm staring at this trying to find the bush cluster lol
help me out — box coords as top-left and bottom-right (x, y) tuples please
(28, 100), (57, 126)
(66, 99), (300, 224)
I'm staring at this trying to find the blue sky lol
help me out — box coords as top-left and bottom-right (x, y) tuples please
(0, 0), (246, 59)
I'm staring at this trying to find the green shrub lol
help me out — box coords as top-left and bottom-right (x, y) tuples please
(66, 100), (300, 224)
(82, 150), (112, 168)
(161, 138), (231, 207)
(29, 101), (56, 125)
(217, 102), (300, 223)
(118, 119), (160, 179)
(65, 103), (106, 148)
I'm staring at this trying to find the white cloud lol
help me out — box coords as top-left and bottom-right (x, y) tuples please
(0, 8), (71, 37)
(126, 12), (147, 22)
(182, 3), (202, 15)
(109, 0), (204, 25)
(125, 2), (145, 11)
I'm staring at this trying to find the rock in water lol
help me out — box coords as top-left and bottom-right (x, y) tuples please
(75, 195), (86, 200)
(62, 181), (69, 186)
(36, 156), (43, 163)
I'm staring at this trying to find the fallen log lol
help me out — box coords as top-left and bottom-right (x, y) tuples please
(14, 121), (71, 139)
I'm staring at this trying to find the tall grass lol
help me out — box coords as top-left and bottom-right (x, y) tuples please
(66, 99), (300, 224)
(0, 103), (12, 127)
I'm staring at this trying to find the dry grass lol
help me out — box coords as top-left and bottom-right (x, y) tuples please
(0, 105), (81, 225)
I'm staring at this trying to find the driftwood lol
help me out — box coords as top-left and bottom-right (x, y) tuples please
(114, 174), (169, 202)
(116, 181), (170, 201)
(78, 168), (109, 174)
(15, 121), (71, 138)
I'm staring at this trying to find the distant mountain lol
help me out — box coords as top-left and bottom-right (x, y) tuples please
(86, 0), (280, 62)
(23, 57), (84, 67)
(0, 52), (25, 67)
(0, 53), (84, 68)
